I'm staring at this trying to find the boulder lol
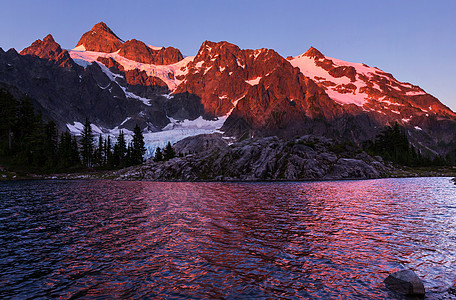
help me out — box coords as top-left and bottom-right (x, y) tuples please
(384, 270), (425, 296)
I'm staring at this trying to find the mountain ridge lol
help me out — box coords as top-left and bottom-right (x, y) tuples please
(2, 21), (455, 157)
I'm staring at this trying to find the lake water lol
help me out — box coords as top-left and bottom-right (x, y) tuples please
(1, 178), (456, 299)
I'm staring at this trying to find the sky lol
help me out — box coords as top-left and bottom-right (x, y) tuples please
(1, 0), (455, 110)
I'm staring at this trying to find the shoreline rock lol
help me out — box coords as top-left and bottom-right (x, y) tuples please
(114, 134), (395, 181)
(384, 270), (425, 297)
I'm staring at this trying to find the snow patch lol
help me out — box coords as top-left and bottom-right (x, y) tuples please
(406, 90), (427, 96)
(414, 126), (423, 131)
(290, 52), (429, 108)
(67, 115), (229, 158)
(92, 61), (152, 106)
(67, 122), (84, 135)
(253, 49), (263, 59)
(120, 117), (131, 126)
(73, 59), (92, 68)
(148, 45), (163, 51)
(290, 54), (369, 106)
(123, 89), (151, 106)
(162, 93), (174, 99)
(204, 66), (213, 75)
(245, 77), (262, 86)
(69, 48), (194, 91)
(236, 59), (245, 69)
(143, 116), (227, 157)
(73, 45), (86, 51)
(195, 61), (204, 69)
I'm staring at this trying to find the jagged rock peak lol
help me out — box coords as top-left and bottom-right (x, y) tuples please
(76, 21), (124, 53)
(197, 40), (240, 55)
(91, 22), (123, 40)
(20, 34), (75, 68)
(21, 34), (61, 56)
(42, 34), (55, 43)
(303, 46), (325, 59)
(118, 39), (183, 65)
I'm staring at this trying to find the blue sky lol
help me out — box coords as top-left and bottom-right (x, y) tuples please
(1, 0), (455, 110)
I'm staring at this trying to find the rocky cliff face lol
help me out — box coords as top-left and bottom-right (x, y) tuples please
(114, 134), (393, 181)
(1, 21), (455, 157)
(0, 36), (193, 132)
(75, 22), (124, 53)
(118, 39), (183, 65)
(20, 34), (76, 68)
(174, 41), (343, 124)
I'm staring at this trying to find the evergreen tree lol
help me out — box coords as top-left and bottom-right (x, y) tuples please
(131, 124), (146, 165)
(163, 141), (176, 160)
(105, 135), (113, 168)
(0, 90), (18, 154)
(126, 143), (133, 167)
(58, 131), (71, 169)
(42, 121), (58, 170)
(57, 131), (80, 169)
(13, 97), (40, 164)
(118, 130), (127, 158)
(154, 147), (163, 161)
(113, 131), (127, 167)
(93, 134), (104, 167)
(0, 89), (84, 172)
(80, 118), (94, 168)
(365, 122), (450, 167)
(71, 136), (80, 166)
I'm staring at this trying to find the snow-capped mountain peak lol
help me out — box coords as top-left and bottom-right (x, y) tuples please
(4, 22), (456, 158)
(289, 47), (454, 119)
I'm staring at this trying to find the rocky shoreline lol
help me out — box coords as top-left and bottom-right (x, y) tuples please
(111, 134), (395, 181)
(3, 134), (456, 182)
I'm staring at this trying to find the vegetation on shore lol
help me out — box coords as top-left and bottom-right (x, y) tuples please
(2, 89), (456, 181)
(0, 89), (146, 176)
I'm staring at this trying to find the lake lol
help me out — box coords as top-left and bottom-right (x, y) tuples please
(1, 178), (456, 299)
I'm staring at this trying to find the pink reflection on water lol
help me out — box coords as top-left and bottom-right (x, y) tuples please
(2, 178), (456, 298)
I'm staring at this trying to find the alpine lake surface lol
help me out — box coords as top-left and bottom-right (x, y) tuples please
(1, 177), (456, 299)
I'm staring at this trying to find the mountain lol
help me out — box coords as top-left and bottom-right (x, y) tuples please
(1, 22), (455, 157)
(20, 34), (76, 68)
(75, 22), (124, 53)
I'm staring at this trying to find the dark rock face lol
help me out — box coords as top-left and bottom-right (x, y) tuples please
(118, 39), (183, 65)
(0, 49), (130, 129)
(384, 270), (425, 296)
(115, 134), (392, 181)
(97, 56), (124, 72)
(76, 22), (123, 53)
(20, 34), (75, 68)
(0, 40), (196, 132)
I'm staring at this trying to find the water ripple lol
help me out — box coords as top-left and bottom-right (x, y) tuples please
(1, 178), (456, 298)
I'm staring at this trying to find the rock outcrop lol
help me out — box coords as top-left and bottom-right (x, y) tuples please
(384, 270), (425, 296)
(113, 134), (393, 181)
(75, 22), (124, 53)
(118, 39), (183, 65)
(20, 34), (75, 68)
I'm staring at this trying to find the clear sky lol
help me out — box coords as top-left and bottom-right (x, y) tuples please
(1, 0), (455, 110)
